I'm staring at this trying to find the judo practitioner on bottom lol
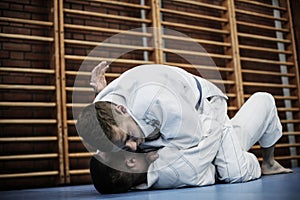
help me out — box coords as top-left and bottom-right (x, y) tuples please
(76, 61), (292, 194)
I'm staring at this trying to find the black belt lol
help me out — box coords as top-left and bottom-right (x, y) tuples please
(194, 77), (202, 110)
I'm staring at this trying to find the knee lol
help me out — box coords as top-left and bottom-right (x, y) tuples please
(252, 92), (275, 109)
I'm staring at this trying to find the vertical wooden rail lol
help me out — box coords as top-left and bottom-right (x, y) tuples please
(53, 0), (65, 184)
(227, 0), (244, 108)
(286, 0), (300, 166)
(286, 0), (300, 107)
(151, 0), (163, 64)
(58, 0), (70, 184)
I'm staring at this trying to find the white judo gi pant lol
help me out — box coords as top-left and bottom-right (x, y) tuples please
(200, 92), (282, 183)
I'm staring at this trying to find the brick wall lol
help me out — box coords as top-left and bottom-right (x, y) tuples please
(0, 0), (60, 190)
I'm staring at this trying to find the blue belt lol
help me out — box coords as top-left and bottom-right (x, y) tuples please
(194, 77), (202, 110)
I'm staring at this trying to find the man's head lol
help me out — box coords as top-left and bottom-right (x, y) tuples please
(89, 151), (149, 194)
(76, 101), (145, 152)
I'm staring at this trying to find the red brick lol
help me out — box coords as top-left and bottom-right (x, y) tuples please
(4, 60), (31, 67)
(8, 0), (30, 4)
(2, 10), (31, 19)
(25, 52), (48, 60)
(9, 3), (24, 11)
(10, 52), (24, 60)
(0, 1), (9, 9)
(2, 73), (31, 84)
(31, 61), (50, 68)
(24, 5), (44, 13)
(3, 26), (31, 35)
(3, 43), (31, 51)
(0, 51), (10, 59)
(31, 44), (46, 53)
(2, 92), (33, 102)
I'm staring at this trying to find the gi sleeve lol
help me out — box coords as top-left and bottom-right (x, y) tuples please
(128, 83), (201, 149)
(146, 146), (216, 189)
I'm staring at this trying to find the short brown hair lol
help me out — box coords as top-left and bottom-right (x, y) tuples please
(76, 102), (117, 152)
(90, 155), (142, 194)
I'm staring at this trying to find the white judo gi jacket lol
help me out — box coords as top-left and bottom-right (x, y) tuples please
(94, 64), (226, 150)
(94, 64), (271, 189)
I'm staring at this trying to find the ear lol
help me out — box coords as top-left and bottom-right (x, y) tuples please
(95, 150), (109, 162)
(115, 105), (127, 114)
(125, 157), (136, 168)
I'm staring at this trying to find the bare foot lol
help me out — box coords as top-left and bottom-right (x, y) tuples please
(261, 160), (293, 175)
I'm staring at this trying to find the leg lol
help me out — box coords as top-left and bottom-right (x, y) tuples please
(261, 145), (292, 175)
(210, 97), (261, 183)
(231, 92), (292, 175)
(214, 118), (261, 183)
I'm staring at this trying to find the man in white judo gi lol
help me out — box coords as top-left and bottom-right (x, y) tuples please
(76, 61), (292, 194)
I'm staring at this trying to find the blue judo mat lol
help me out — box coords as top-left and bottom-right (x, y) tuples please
(1, 168), (300, 200)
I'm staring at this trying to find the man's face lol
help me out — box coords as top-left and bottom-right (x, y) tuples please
(111, 105), (145, 152)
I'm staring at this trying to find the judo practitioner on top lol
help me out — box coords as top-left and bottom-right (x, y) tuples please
(76, 61), (292, 194)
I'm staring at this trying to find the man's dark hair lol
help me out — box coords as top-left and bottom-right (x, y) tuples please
(76, 102), (117, 152)
(89, 156), (136, 194)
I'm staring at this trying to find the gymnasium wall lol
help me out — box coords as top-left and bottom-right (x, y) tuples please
(0, 0), (299, 190)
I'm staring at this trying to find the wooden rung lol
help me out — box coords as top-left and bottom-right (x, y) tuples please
(0, 136), (57, 142)
(273, 143), (300, 148)
(236, 0), (287, 11)
(239, 44), (292, 54)
(228, 106), (238, 111)
(69, 169), (89, 175)
(243, 82), (297, 89)
(0, 119), (57, 124)
(256, 156), (300, 162)
(0, 17), (53, 26)
(0, 33), (53, 42)
(0, 84), (56, 90)
(89, 0), (150, 9)
(240, 57), (294, 65)
(163, 34), (231, 47)
(64, 8), (151, 23)
(0, 67), (55, 74)
(273, 95), (299, 100)
(277, 107), (300, 112)
(281, 119), (300, 124)
(65, 70), (120, 78)
(69, 152), (92, 158)
(0, 171), (59, 179)
(163, 62), (234, 72)
(235, 9), (288, 21)
(64, 24), (152, 37)
(241, 69), (295, 77)
(67, 120), (76, 125)
(172, 0), (227, 11)
(64, 39), (154, 51)
(0, 153), (58, 160)
(161, 21), (229, 34)
(68, 136), (83, 141)
(258, 155), (300, 161)
(210, 79), (235, 85)
(162, 48), (232, 59)
(283, 131), (300, 136)
(238, 33), (291, 43)
(244, 94), (298, 100)
(0, 102), (56, 107)
(252, 143), (300, 149)
(65, 87), (93, 92)
(66, 103), (89, 108)
(64, 55), (155, 64)
(226, 93), (237, 98)
(160, 8), (228, 22)
(236, 21), (289, 32)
